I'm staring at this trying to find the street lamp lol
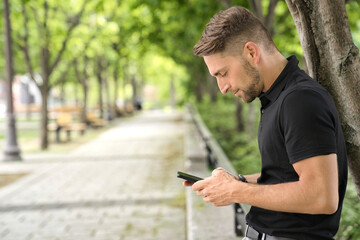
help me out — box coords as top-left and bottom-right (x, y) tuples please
(2, 0), (22, 161)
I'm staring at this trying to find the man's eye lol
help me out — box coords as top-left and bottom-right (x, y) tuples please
(220, 72), (227, 77)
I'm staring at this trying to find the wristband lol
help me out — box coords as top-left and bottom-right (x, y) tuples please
(238, 174), (248, 183)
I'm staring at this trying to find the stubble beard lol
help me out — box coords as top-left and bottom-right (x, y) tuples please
(241, 59), (262, 103)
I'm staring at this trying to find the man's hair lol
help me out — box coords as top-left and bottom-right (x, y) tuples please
(193, 6), (276, 56)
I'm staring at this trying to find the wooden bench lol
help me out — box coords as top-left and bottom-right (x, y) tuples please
(86, 112), (106, 128)
(48, 112), (86, 142)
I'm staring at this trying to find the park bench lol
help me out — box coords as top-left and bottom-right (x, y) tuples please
(86, 112), (106, 128)
(48, 110), (86, 143)
(16, 104), (41, 113)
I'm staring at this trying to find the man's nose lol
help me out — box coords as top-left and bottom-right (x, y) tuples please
(217, 79), (230, 94)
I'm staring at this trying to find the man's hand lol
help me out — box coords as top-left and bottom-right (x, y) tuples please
(191, 168), (240, 206)
(183, 180), (194, 187)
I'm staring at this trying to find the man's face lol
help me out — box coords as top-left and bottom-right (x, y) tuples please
(204, 52), (263, 103)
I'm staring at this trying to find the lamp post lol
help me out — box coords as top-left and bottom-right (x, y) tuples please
(2, 0), (22, 161)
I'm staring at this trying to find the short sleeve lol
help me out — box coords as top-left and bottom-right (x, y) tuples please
(280, 89), (337, 164)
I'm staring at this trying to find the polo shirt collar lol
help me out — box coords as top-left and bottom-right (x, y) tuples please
(258, 55), (299, 109)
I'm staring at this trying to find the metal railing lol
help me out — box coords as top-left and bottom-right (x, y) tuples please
(187, 104), (248, 236)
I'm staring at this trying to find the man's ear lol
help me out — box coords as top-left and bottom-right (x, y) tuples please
(243, 42), (260, 65)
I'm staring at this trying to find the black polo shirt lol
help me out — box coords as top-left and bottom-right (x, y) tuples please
(246, 56), (348, 240)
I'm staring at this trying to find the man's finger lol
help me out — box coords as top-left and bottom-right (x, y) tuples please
(183, 180), (194, 187)
(192, 179), (207, 191)
(212, 167), (224, 176)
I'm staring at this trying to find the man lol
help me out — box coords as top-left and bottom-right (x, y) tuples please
(184, 6), (348, 240)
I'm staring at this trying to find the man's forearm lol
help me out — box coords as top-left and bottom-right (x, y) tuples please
(243, 173), (260, 184)
(231, 155), (339, 214)
(193, 155), (338, 214)
(231, 179), (336, 215)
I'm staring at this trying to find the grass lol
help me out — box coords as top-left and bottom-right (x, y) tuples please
(0, 173), (29, 188)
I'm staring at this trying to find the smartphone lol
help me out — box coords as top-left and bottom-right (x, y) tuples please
(177, 171), (203, 183)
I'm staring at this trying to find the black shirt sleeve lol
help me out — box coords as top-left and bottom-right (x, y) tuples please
(280, 88), (337, 164)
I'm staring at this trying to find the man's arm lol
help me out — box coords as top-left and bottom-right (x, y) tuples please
(192, 154), (339, 215)
(242, 173), (260, 184)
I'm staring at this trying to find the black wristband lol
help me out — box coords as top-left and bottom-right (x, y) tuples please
(238, 174), (248, 183)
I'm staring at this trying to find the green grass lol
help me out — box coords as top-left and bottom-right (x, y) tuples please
(337, 178), (360, 240)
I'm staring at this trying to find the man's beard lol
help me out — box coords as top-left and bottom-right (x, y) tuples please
(241, 59), (261, 103)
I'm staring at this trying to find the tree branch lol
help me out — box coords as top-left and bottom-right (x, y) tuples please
(50, 60), (74, 88)
(48, 1), (88, 75)
(249, 0), (264, 21)
(20, 0), (39, 89)
(265, 0), (279, 36)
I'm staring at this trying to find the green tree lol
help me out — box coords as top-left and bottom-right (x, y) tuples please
(12, 0), (96, 149)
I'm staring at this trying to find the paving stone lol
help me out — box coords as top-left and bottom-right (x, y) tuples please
(0, 110), (186, 240)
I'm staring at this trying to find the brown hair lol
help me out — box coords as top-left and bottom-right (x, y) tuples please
(193, 6), (276, 56)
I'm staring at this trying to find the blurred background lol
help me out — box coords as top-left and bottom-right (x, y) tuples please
(0, 0), (359, 239)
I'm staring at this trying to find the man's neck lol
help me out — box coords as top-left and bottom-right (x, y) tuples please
(261, 52), (288, 93)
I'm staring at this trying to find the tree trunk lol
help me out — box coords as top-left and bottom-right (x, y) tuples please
(206, 71), (218, 103)
(60, 82), (65, 106)
(285, 0), (360, 197)
(39, 45), (50, 150)
(40, 83), (49, 150)
(113, 64), (119, 117)
(96, 58), (104, 119)
(131, 75), (137, 108)
(25, 82), (32, 121)
(236, 100), (245, 133)
(82, 84), (88, 123)
(103, 71), (112, 121)
(74, 57), (89, 123)
(170, 75), (176, 110)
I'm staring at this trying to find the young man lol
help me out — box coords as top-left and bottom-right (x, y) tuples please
(184, 6), (348, 240)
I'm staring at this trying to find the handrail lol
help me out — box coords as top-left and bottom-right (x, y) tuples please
(187, 104), (248, 236)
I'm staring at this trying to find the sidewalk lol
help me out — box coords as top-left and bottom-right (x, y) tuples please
(0, 110), (186, 240)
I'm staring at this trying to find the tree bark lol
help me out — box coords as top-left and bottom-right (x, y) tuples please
(74, 57), (89, 123)
(131, 75), (137, 109)
(40, 82), (49, 150)
(103, 64), (112, 121)
(285, 0), (360, 197)
(206, 70), (218, 103)
(249, 0), (264, 23)
(96, 57), (104, 119)
(113, 60), (120, 117)
(195, 76), (205, 103)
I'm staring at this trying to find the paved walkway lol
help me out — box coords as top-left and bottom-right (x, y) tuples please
(0, 110), (186, 240)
